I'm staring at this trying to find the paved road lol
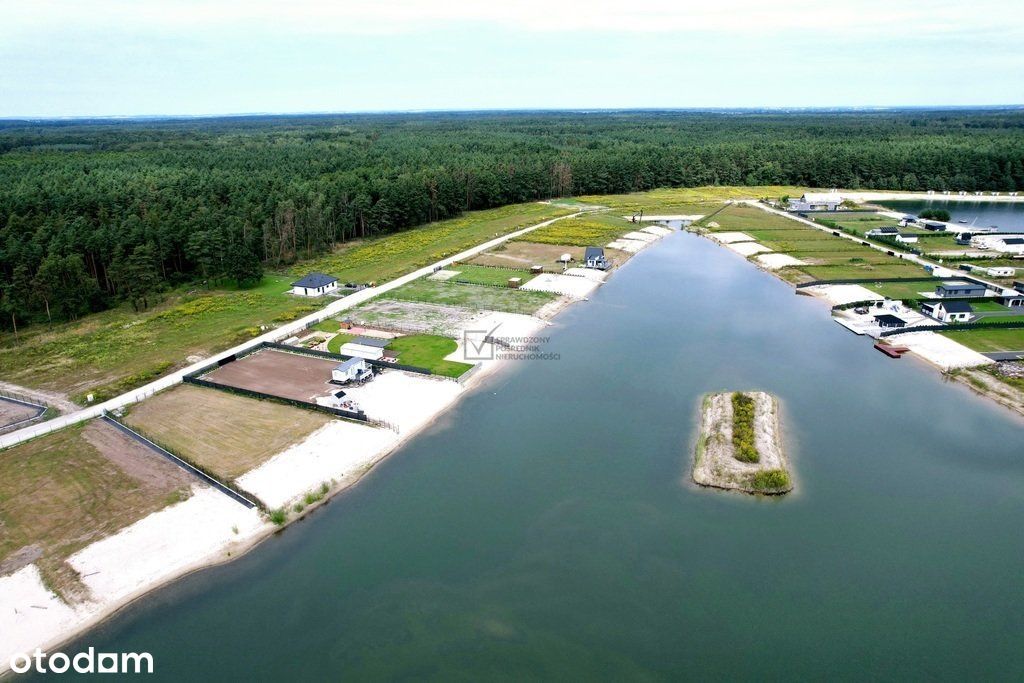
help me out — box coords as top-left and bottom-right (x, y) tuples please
(0, 208), (587, 450)
(742, 201), (1010, 295)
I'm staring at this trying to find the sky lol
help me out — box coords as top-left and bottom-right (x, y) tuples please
(2, 0), (1023, 117)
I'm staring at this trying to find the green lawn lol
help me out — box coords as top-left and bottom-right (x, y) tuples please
(972, 301), (1012, 312)
(863, 280), (942, 300)
(701, 204), (803, 232)
(326, 332), (357, 354)
(518, 213), (635, 247)
(387, 334), (473, 378)
(942, 327), (1024, 353)
(799, 262), (929, 280)
(384, 278), (558, 316)
(449, 264), (537, 286)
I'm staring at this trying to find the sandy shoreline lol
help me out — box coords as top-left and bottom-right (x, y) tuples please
(0, 223), (674, 670)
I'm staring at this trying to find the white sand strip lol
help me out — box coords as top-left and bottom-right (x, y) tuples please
(238, 421), (399, 510)
(626, 214), (704, 221)
(710, 231), (755, 244)
(640, 225), (673, 236)
(756, 253), (807, 269)
(727, 242), (772, 256)
(622, 231), (658, 242)
(341, 371), (463, 435)
(884, 331), (994, 370)
(563, 267), (608, 282)
(804, 284), (884, 306)
(0, 565), (95, 664)
(427, 269), (460, 281)
(521, 273), (599, 299)
(69, 487), (265, 604)
(607, 239), (645, 253)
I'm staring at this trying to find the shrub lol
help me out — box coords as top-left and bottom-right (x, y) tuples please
(919, 209), (951, 222)
(268, 508), (287, 525)
(731, 392), (759, 463)
(751, 469), (790, 491)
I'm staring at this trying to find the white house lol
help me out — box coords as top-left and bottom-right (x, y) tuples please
(332, 357), (370, 383)
(338, 336), (390, 360)
(921, 300), (974, 323)
(291, 272), (339, 297)
(971, 234), (1024, 255)
(787, 192), (843, 212)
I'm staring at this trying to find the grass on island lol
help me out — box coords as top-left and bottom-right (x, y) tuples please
(0, 274), (317, 405)
(448, 264), (538, 287)
(751, 469), (791, 492)
(0, 203), (573, 403)
(0, 420), (192, 598)
(384, 278), (558, 316)
(123, 384), (332, 481)
(731, 392), (759, 464)
(293, 202), (574, 285)
(517, 213), (636, 248)
(942, 327), (1024, 353)
(387, 334), (472, 378)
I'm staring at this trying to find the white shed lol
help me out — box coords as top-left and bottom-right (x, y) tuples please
(332, 357), (370, 383)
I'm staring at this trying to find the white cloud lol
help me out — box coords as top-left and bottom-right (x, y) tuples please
(5, 0), (1023, 38)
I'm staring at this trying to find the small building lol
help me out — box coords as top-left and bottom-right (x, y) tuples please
(935, 280), (987, 298)
(332, 357), (371, 383)
(874, 314), (908, 329)
(508, 277), (522, 289)
(922, 300), (974, 323)
(867, 226), (899, 237)
(896, 233), (919, 244)
(1014, 281), (1024, 294)
(584, 246), (609, 270)
(922, 221), (946, 231)
(291, 273), (339, 297)
(787, 192), (842, 212)
(338, 335), (391, 360)
(985, 266), (1016, 278)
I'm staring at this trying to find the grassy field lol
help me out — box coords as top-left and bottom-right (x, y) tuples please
(449, 264), (537, 286)
(124, 384), (332, 481)
(942, 327), (1024, 353)
(799, 262), (929, 280)
(0, 420), (191, 597)
(517, 213), (635, 247)
(0, 275), (317, 404)
(294, 202), (573, 285)
(701, 204), (804, 232)
(387, 335), (473, 378)
(863, 280), (942, 300)
(824, 214), (895, 236)
(470, 242), (585, 270)
(577, 185), (804, 213)
(384, 278), (558, 316)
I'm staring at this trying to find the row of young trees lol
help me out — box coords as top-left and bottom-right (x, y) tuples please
(2, 109), (1024, 331)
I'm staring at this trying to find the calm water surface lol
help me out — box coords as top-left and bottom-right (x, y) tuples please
(63, 232), (1024, 680)
(878, 199), (1024, 232)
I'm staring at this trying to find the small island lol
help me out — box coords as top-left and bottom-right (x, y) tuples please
(691, 391), (793, 495)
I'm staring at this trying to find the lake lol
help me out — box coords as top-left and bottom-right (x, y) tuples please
(877, 199), (1024, 232)
(61, 231), (1024, 680)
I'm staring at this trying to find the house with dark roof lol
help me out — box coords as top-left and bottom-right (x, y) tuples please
(874, 314), (908, 329)
(934, 280), (987, 298)
(922, 300), (974, 323)
(291, 272), (339, 297)
(584, 247), (609, 270)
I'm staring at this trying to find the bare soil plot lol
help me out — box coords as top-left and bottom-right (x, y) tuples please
(124, 383), (332, 480)
(0, 398), (42, 430)
(350, 300), (478, 336)
(0, 420), (192, 597)
(469, 242), (585, 269)
(202, 349), (338, 403)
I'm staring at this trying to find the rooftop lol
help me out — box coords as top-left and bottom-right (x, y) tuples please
(349, 336), (390, 348)
(941, 300), (974, 313)
(291, 272), (338, 289)
(334, 357), (367, 371)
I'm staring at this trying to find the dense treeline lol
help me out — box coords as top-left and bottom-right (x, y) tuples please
(2, 109), (1024, 330)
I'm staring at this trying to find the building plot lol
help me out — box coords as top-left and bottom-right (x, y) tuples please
(0, 420), (193, 599)
(202, 349), (339, 403)
(123, 382), (333, 480)
(0, 396), (44, 431)
(520, 273), (600, 299)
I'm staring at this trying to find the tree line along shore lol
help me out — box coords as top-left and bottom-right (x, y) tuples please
(3, 109), (1024, 332)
